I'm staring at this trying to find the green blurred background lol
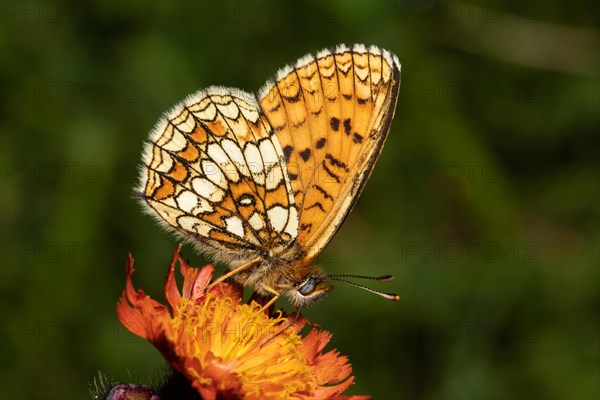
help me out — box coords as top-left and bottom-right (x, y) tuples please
(1, 1), (598, 399)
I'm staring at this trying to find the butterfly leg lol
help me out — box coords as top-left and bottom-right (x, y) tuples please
(258, 284), (281, 312)
(207, 257), (261, 289)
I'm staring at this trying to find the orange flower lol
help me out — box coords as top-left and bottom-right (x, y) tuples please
(117, 245), (369, 400)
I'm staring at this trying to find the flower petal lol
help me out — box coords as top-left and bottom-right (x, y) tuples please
(117, 254), (169, 340)
(164, 244), (183, 311)
(180, 260), (214, 302)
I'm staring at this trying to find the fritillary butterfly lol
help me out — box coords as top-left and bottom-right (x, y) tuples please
(138, 44), (401, 307)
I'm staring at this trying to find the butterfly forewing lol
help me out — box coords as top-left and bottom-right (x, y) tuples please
(258, 44), (401, 262)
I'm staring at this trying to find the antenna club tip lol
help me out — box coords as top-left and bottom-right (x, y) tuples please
(393, 295), (400, 301)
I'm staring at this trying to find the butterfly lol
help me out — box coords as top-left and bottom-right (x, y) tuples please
(138, 44), (401, 308)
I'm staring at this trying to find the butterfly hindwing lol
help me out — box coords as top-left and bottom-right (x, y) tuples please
(139, 88), (299, 266)
(258, 44), (401, 262)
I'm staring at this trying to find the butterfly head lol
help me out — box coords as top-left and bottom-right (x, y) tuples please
(278, 265), (333, 307)
(276, 263), (401, 307)
(288, 275), (333, 307)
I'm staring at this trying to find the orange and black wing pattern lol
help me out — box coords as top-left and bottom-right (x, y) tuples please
(139, 44), (401, 267)
(258, 44), (401, 262)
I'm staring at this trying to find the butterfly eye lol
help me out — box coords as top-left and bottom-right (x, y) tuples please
(298, 277), (318, 296)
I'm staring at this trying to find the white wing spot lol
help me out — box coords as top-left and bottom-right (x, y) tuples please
(207, 143), (240, 182)
(177, 215), (213, 236)
(258, 138), (279, 165)
(238, 194), (254, 206)
(150, 149), (173, 173)
(224, 215), (245, 238)
(267, 206), (289, 233)
(206, 142), (229, 165)
(161, 127), (187, 152)
(192, 177), (226, 202)
(284, 207), (299, 238)
(176, 112), (196, 133)
(236, 100), (260, 122)
(216, 101), (240, 120)
(259, 139), (283, 190)
(248, 212), (265, 231)
(201, 159), (228, 189)
(244, 142), (265, 185)
(190, 100), (217, 121)
(221, 139), (248, 177)
(176, 190), (198, 213)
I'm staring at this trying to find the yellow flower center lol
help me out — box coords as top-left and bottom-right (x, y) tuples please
(167, 293), (316, 398)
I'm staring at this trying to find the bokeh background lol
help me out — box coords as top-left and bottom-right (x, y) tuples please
(1, 1), (598, 399)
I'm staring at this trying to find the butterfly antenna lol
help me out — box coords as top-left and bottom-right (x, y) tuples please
(327, 274), (395, 282)
(325, 277), (400, 301)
